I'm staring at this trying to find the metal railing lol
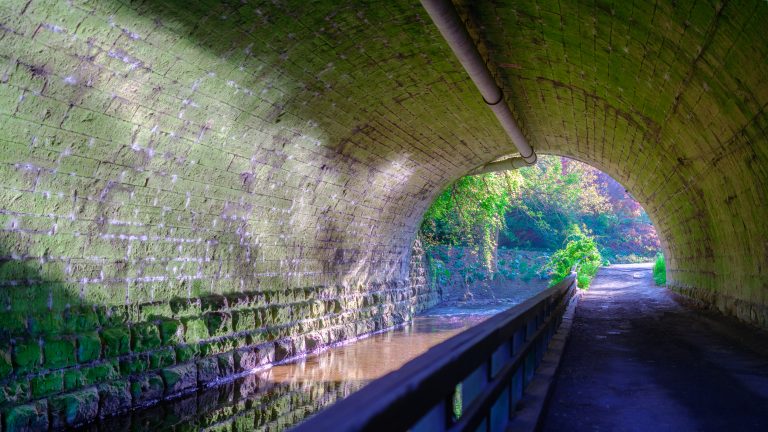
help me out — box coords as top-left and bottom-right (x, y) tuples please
(292, 273), (578, 432)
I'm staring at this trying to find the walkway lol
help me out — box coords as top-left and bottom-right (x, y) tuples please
(541, 264), (768, 431)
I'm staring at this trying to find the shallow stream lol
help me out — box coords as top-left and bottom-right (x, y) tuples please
(81, 301), (532, 431)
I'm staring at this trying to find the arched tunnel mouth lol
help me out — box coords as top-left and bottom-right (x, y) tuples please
(0, 0), (766, 429)
(43, 154), (667, 430)
(418, 153), (664, 303)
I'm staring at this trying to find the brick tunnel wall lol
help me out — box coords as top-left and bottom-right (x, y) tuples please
(0, 0), (767, 428)
(0, 1), (463, 427)
(453, 0), (768, 328)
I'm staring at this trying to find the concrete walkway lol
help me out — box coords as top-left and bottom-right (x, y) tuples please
(541, 264), (768, 432)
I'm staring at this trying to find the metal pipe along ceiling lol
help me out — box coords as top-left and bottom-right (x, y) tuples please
(420, 0), (538, 166)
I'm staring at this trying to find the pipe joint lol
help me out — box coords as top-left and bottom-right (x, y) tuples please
(421, 0), (538, 167)
(521, 150), (537, 165)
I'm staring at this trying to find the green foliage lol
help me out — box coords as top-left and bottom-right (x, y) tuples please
(419, 156), (660, 282)
(547, 225), (602, 289)
(421, 172), (520, 272)
(653, 254), (666, 286)
(429, 258), (451, 286)
(501, 156), (610, 249)
(498, 156), (659, 260)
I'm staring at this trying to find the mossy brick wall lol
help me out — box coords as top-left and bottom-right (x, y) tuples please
(454, 0), (768, 326)
(0, 0), (767, 427)
(0, 0), (447, 425)
(0, 239), (434, 430)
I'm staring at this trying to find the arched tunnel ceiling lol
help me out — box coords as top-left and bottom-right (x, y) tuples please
(454, 0), (768, 317)
(0, 0), (766, 326)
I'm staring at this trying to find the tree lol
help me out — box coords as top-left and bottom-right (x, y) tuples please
(500, 156), (610, 249)
(420, 171), (520, 273)
(420, 155), (661, 279)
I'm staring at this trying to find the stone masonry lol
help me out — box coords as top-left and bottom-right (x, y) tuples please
(0, 0), (767, 428)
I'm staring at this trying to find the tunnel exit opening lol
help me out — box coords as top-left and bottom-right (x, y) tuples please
(418, 154), (663, 307)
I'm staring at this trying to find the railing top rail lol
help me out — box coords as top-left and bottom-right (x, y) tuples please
(292, 273), (577, 432)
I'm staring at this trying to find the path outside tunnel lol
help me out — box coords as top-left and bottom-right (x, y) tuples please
(541, 264), (768, 432)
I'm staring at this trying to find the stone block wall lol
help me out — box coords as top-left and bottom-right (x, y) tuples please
(0, 237), (436, 429)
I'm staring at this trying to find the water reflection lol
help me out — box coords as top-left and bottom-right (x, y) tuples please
(270, 314), (488, 385)
(87, 372), (362, 432)
(83, 310), (496, 431)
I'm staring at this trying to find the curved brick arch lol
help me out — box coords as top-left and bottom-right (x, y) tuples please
(453, 0), (768, 325)
(0, 0), (766, 425)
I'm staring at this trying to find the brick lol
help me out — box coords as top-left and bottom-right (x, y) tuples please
(0, 312), (26, 336)
(130, 373), (164, 405)
(182, 318), (209, 343)
(205, 312), (232, 337)
(159, 319), (183, 345)
(161, 363), (197, 395)
(64, 369), (86, 391)
(83, 361), (120, 385)
(131, 323), (161, 352)
(3, 400), (48, 432)
(67, 307), (100, 333)
(12, 340), (41, 374)
(119, 354), (148, 375)
(148, 347), (176, 369)
(0, 345), (13, 379)
(30, 371), (63, 397)
(76, 332), (102, 363)
(234, 348), (258, 372)
(102, 328), (130, 358)
(97, 380), (131, 415)
(175, 344), (200, 363)
(196, 357), (219, 385)
(217, 352), (234, 377)
(232, 310), (260, 332)
(50, 387), (99, 428)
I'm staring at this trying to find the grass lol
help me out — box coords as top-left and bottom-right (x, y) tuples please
(653, 254), (666, 286)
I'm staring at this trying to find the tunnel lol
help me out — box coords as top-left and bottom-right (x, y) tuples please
(0, 0), (766, 428)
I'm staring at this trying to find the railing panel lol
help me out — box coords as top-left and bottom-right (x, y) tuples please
(489, 383), (510, 432)
(411, 399), (448, 432)
(511, 367), (524, 409)
(462, 362), (489, 413)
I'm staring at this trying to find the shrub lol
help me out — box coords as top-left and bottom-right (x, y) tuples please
(547, 225), (602, 289)
(653, 254), (666, 286)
